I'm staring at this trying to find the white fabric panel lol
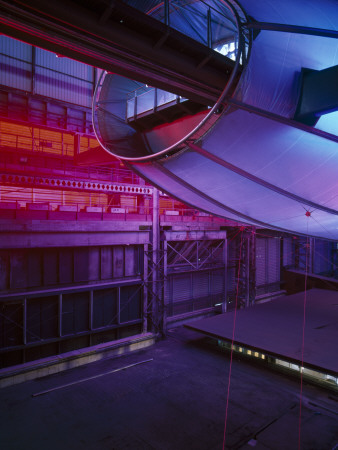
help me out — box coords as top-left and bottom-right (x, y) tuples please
(133, 162), (250, 223)
(135, 152), (338, 239)
(104, 0), (338, 240)
(202, 110), (338, 209)
(240, 0), (338, 29)
(235, 31), (338, 118)
(161, 150), (338, 239)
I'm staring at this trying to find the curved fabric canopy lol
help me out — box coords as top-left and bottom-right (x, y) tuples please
(96, 0), (338, 239)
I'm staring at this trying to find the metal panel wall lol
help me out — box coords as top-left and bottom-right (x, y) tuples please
(0, 36), (94, 107)
(0, 282), (144, 368)
(255, 238), (266, 290)
(256, 237), (281, 296)
(35, 48), (93, 107)
(210, 269), (225, 298)
(313, 239), (333, 276)
(192, 272), (209, 299)
(166, 238), (226, 317)
(0, 245), (143, 292)
(0, 36), (32, 91)
(283, 237), (293, 268)
(267, 238), (280, 284)
(172, 273), (191, 303)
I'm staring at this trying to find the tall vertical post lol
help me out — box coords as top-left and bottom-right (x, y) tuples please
(309, 237), (315, 274)
(58, 294), (62, 337)
(134, 90), (137, 121)
(163, 239), (168, 333)
(222, 237), (227, 313)
(152, 187), (160, 333)
(245, 232), (251, 308)
(23, 298), (27, 345)
(143, 243), (149, 334)
(92, 67), (97, 97)
(248, 230), (256, 307)
(117, 287), (121, 325)
(207, 8), (212, 49)
(164, 0), (170, 27)
(89, 290), (93, 331)
(154, 87), (158, 113)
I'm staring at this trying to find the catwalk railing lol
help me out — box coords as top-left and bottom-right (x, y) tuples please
(0, 200), (225, 224)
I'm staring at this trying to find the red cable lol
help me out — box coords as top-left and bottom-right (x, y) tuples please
(223, 229), (244, 450)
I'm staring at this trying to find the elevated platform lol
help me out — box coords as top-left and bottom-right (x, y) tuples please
(186, 289), (338, 377)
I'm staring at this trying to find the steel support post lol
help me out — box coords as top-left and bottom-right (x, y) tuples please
(244, 232), (251, 308)
(89, 290), (93, 331)
(163, 239), (168, 334)
(152, 187), (161, 333)
(207, 8), (212, 49)
(309, 237), (315, 274)
(248, 230), (256, 306)
(142, 243), (149, 334)
(23, 298), (27, 345)
(117, 287), (121, 325)
(222, 237), (227, 313)
(164, 0), (170, 27)
(58, 294), (62, 337)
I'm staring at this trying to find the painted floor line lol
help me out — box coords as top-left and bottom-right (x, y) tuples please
(32, 358), (154, 397)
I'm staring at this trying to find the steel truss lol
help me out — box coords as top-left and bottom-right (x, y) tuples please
(227, 228), (256, 310)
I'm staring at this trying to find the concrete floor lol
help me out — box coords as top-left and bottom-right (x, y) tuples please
(0, 327), (337, 450)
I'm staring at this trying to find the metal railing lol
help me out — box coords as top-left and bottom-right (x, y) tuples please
(93, 0), (249, 162)
(0, 199), (224, 224)
(0, 152), (143, 185)
(0, 128), (75, 157)
(126, 86), (187, 121)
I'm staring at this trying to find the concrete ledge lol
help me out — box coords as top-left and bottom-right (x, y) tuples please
(167, 307), (216, 329)
(85, 206), (103, 213)
(16, 210), (48, 220)
(0, 202), (17, 210)
(58, 205), (78, 212)
(109, 207), (126, 213)
(27, 203), (49, 211)
(0, 332), (156, 388)
(48, 211), (77, 220)
(255, 290), (286, 304)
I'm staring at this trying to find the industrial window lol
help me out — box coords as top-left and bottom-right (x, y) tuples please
(120, 285), (142, 323)
(26, 296), (58, 343)
(0, 302), (23, 348)
(62, 292), (89, 336)
(93, 288), (118, 329)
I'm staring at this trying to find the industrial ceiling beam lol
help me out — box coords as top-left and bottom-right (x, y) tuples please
(0, 0), (238, 105)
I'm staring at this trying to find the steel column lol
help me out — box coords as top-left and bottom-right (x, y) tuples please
(142, 243), (149, 334)
(222, 238), (227, 313)
(152, 187), (161, 333)
(163, 239), (168, 333)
